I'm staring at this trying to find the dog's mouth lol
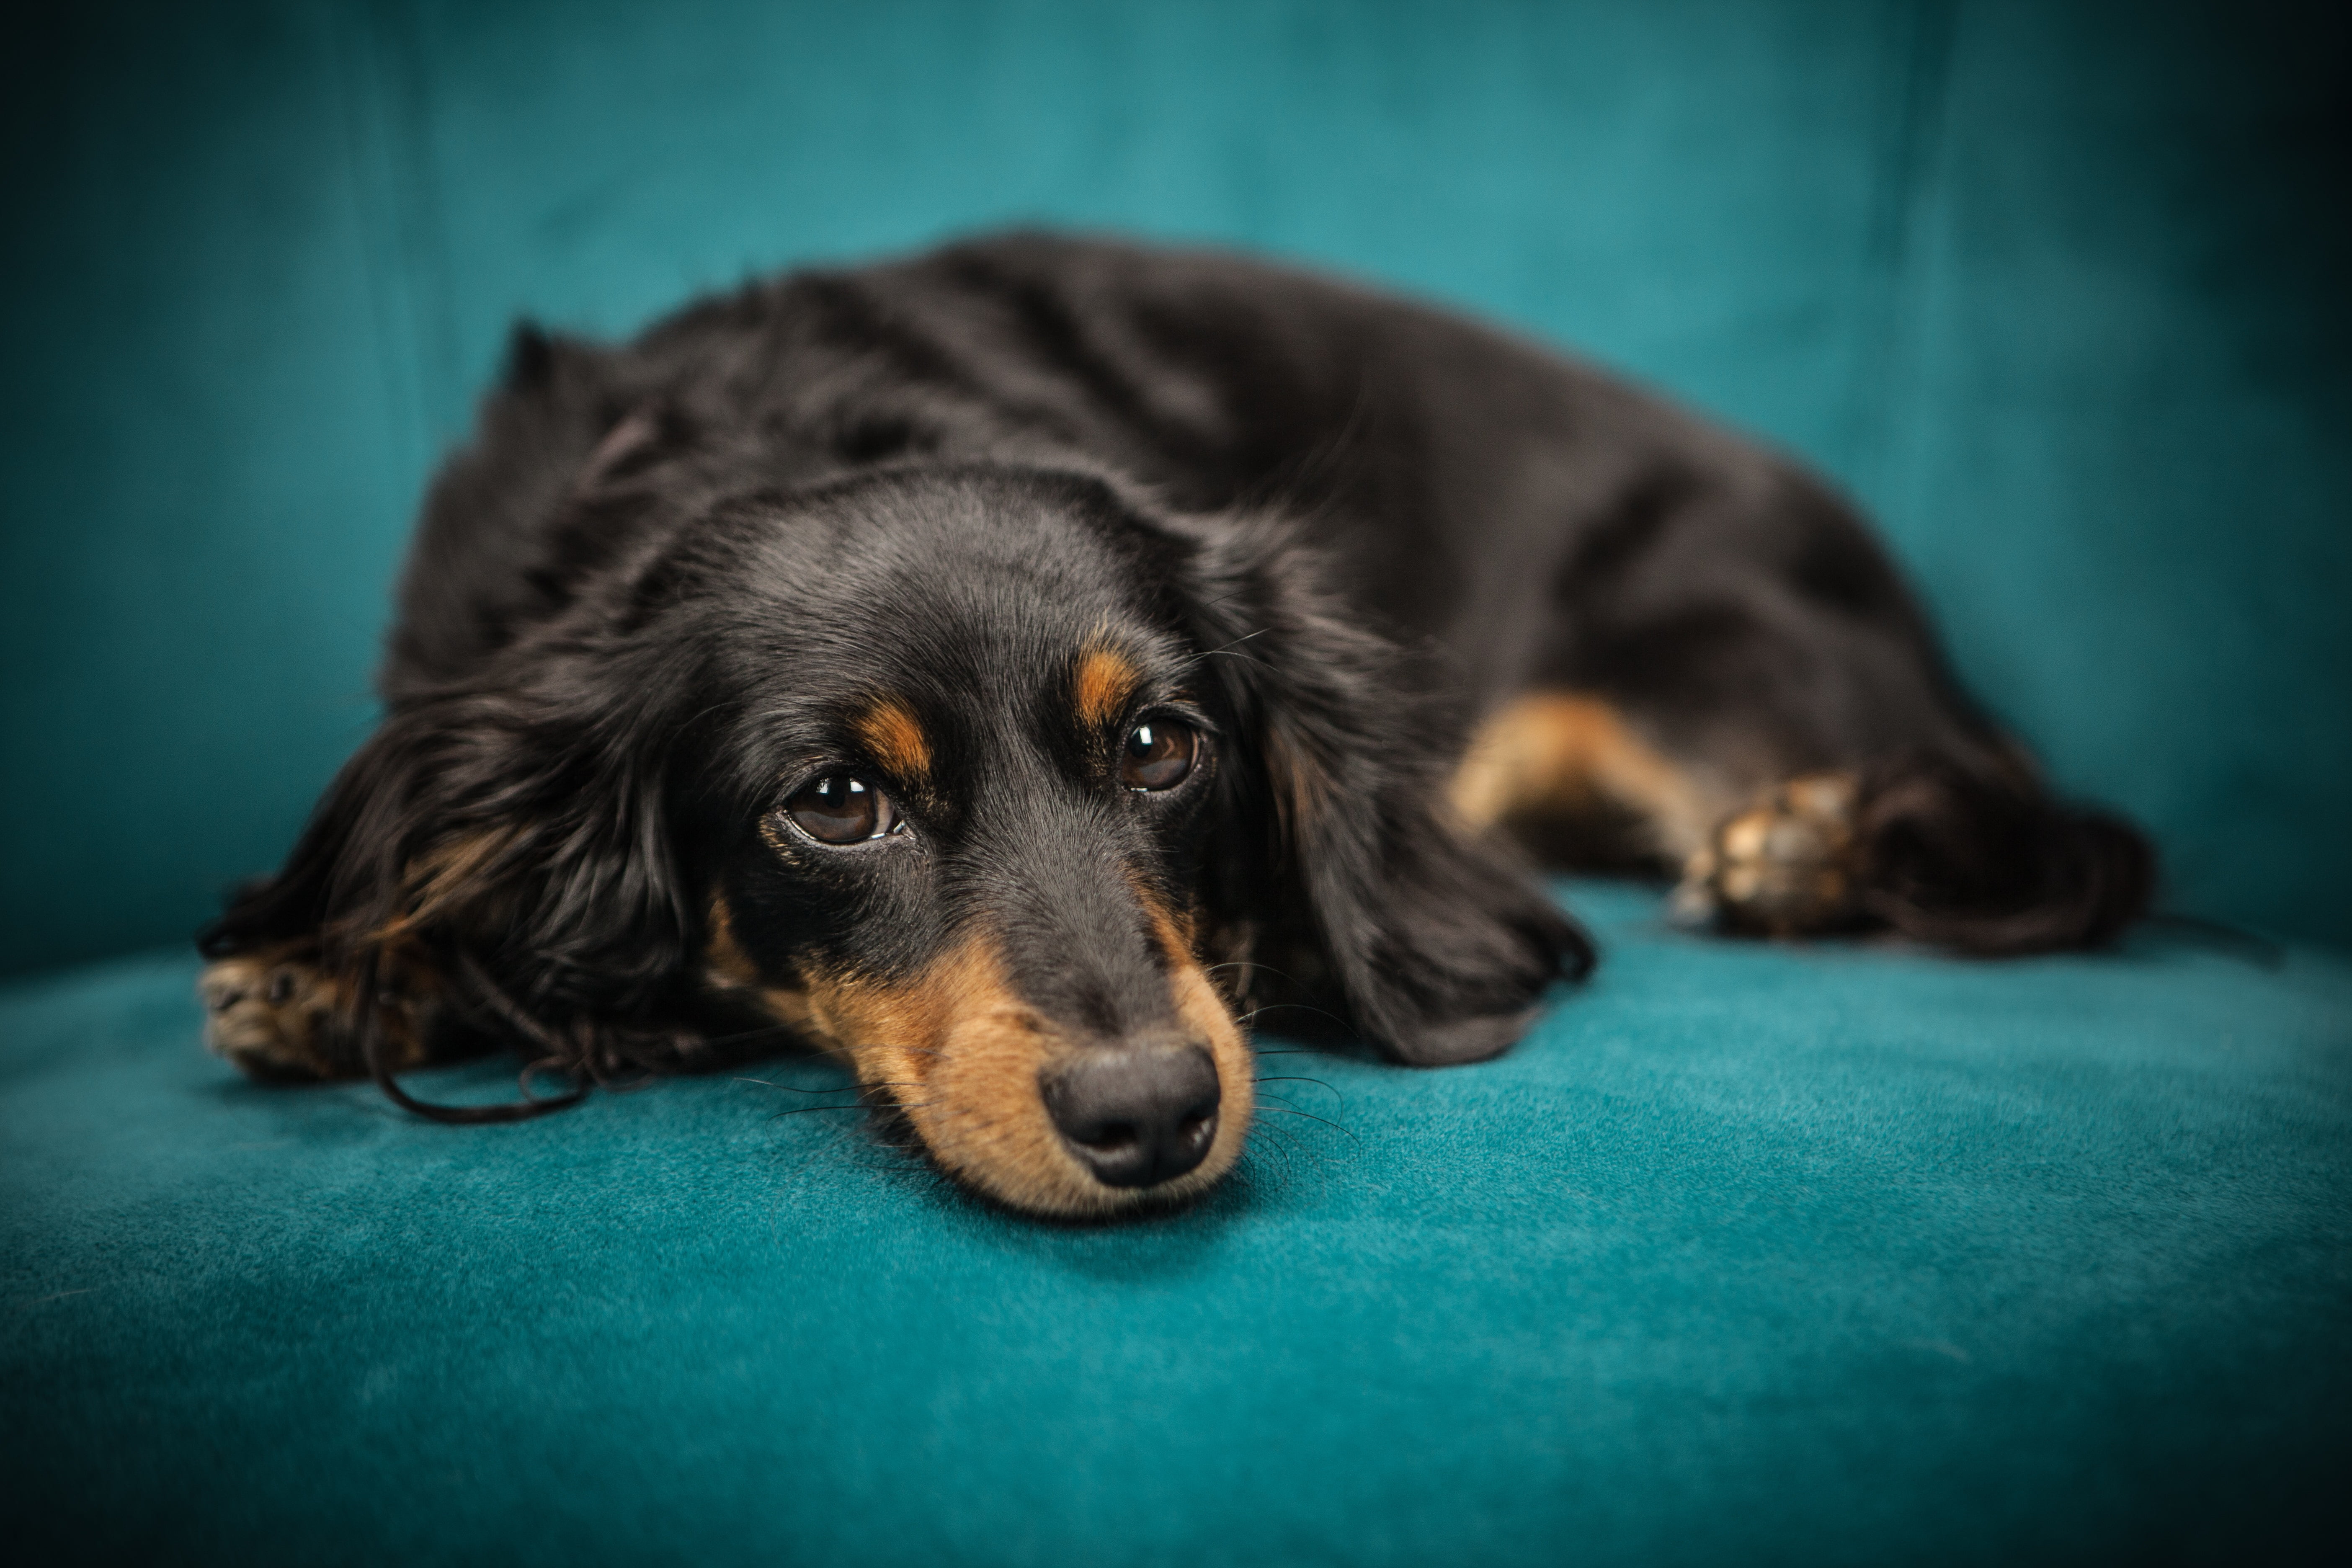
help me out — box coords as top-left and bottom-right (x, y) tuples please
(786, 941), (1255, 1219)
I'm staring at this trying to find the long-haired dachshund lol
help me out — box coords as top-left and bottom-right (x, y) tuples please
(199, 232), (2151, 1217)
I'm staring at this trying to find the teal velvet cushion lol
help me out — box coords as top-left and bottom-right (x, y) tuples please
(7, 883), (2347, 1564)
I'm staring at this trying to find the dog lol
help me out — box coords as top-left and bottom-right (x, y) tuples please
(198, 232), (2152, 1217)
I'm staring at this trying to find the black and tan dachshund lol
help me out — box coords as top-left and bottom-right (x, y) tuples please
(199, 233), (2151, 1217)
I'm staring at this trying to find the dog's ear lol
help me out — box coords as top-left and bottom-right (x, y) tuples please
(201, 634), (705, 1085)
(1172, 516), (1594, 1065)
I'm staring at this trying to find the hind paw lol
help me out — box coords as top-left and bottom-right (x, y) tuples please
(1672, 773), (1863, 937)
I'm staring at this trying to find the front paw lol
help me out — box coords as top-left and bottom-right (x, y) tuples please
(200, 950), (349, 1081)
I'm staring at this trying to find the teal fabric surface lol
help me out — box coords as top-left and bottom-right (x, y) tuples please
(6, 883), (2348, 1563)
(3, 0), (2348, 975)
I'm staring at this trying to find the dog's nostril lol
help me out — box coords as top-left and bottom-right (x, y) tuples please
(1078, 1122), (1140, 1154)
(1042, 1041), (1221, 1190)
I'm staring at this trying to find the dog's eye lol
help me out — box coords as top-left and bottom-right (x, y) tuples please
(784, 776), (899, 843)
(1119, 721), (1197, 792)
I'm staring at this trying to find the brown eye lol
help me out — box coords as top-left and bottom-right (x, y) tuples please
(1119, 720), (1197, 791)
(784, 775), (898, 844)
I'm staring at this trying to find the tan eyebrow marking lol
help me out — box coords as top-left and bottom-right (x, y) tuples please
(1073, 646), (1141, 731)
(854, 695), (932, 783)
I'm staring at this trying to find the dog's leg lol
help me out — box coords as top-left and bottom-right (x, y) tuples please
(1451, 691), (1727, 867)
(1452, 693), (1877, 936)
(200, 943), (435, 1082)
(1454, 693), (1866, 934)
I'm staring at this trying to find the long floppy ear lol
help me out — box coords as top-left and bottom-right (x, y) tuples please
(200, 636), (706, 1109)
(1173, 514), (1594, 1065)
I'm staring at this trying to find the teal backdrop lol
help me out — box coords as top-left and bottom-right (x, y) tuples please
(4, 6), (2349, 1563)
(2, 0), (2347, 975)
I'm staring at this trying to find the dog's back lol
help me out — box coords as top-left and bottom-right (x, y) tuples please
(391, 230), (2146, 948)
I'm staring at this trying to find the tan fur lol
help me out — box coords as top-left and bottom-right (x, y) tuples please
(1073, 646), (1140, 731)
(200, 942), (433, 1081)
(1450, 691), (1720, 861)
(703, 892), (815, 1029)
(853, 696), (933, 784)
(769, 917), (1252, 1219)
(702, 892), (764, 989)
(369, 828), (517, 944)
(1133, 894), (1255, 1202)
(1676, 771), (1864, 936)
(1262, 724), (1330, 850)
(205, 833), (501, 1082)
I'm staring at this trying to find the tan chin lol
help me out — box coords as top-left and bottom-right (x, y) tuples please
(800, 939), (1256, 1220)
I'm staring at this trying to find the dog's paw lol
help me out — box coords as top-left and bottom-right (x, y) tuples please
(200, 950), (350, 1081)
(1671, 773), (1863, 937)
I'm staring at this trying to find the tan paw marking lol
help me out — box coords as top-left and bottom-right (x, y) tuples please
(200, 949), (346, 1081)
(1672, 773), (1862, 937)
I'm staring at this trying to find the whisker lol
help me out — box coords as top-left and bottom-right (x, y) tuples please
(1209, 959), (1307, 988)
(734, 1076), (854, 1095)
(1250, 1115), (1318, 1165)
(1257, 1104), (1361, 1144)
(1239, 1121), (1301, 1184)
(736, 1076), (930, 1099)
(1236, 1000), (1354, 1032)
(1172, 624), (1268, 678)
(1202, 627), (1270, 658)
(1240, 1117), (1340, 1197)
(1252, 1075), (1341, 1108)
(1249, 1081), (1359, 1162)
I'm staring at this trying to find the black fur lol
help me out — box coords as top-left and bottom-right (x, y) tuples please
(202, 231), (2151, 1130)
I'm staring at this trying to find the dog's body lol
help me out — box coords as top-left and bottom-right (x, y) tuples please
(200, 233), (2150, 1215)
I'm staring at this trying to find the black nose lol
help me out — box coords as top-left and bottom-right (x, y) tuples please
(1042, 1039), (1221, 1189)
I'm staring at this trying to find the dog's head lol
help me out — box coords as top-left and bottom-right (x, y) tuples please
(690, 467), (1263, 1216)
(232, 463), (1586, 1217)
